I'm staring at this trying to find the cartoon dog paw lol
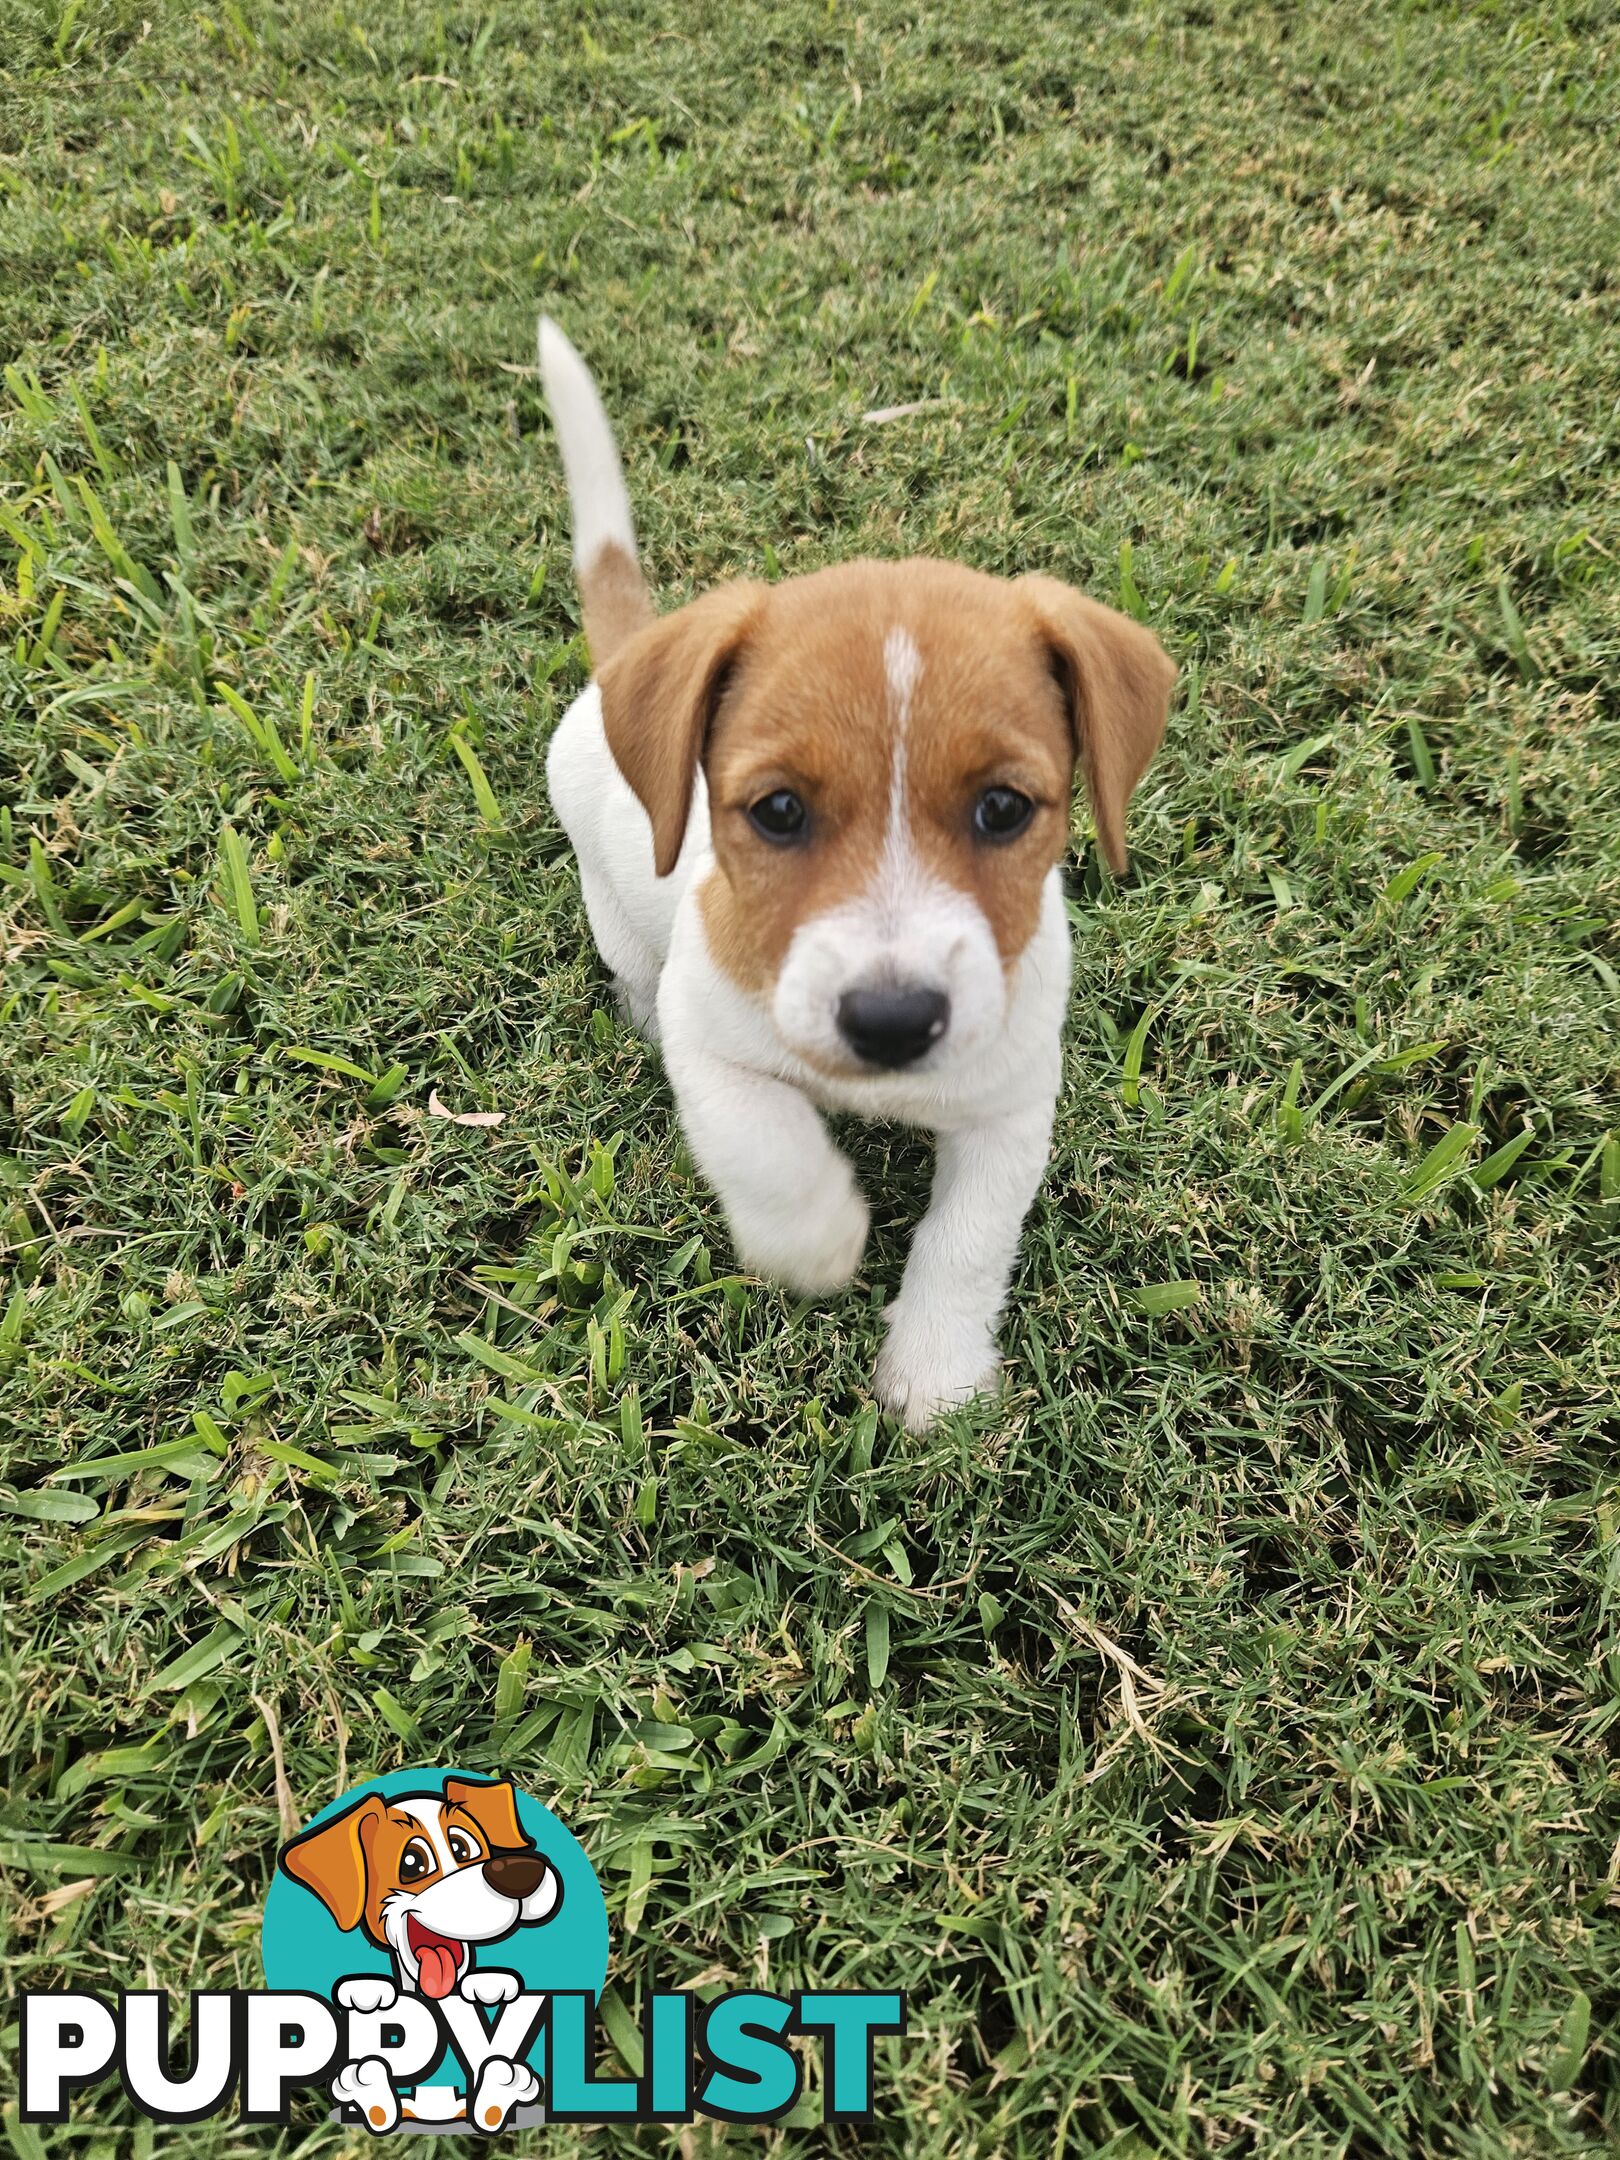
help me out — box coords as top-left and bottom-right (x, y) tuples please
(471, 2056), (540, 2133)
(332, 2056), (399, 2134)
(335, 1976), (398, 2015)
(459, 1967), (521, 2006)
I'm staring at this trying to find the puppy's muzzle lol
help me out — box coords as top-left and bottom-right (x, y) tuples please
(837, 984), (950, 1069)
(484, 1852), (547, 1899)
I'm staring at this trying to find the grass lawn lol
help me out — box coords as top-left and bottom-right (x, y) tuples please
(3, 0), (1619, 2151)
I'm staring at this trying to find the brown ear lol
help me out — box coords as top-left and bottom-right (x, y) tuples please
(1017, 575), (1175, 876)
(279, 1795), (383, 1933)
(595, 582), (766, 877)
(443, 1776), (530, 1853)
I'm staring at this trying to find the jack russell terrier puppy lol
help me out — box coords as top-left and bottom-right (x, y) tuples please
(539, 320), (1175, 1429)
(280, 1777), (560, 2131)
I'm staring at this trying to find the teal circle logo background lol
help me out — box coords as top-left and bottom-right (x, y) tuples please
(261, 1765), (608, 2079)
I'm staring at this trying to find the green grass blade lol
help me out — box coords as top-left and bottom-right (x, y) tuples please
(450, 732), (503, 828)
(217, 822), (259, 944)
(1401, 1122), (1478, 1203)
(1471, 1126), (1535, 1191)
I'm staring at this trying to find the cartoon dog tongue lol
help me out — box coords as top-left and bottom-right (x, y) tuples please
(414, 1931), (461, 2000)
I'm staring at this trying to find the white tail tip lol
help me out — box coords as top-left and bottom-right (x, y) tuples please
(537, 314), (638, 575)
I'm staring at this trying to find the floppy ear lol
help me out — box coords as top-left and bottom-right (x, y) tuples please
(443, 1776), (530, 1853)
(279, 1795), (383, 1933)
(595, 582), (766, 877)
(1017, 575), (1175, 876)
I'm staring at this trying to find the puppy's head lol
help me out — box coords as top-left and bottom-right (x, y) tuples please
(597, 559), (1173, 1077)
(280, 1777), (561, 1998)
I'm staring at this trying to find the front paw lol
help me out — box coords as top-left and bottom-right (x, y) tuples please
(733, 1179), (869, 1297)
(336, 1977), (397, 2015)
(332, 2057), (399, 2134)
(459, 1968), (520, 2006)
(874, 1304), (1000, 1431)
(612, 975), (661, 1041)
(471, 2056), (541, 2133)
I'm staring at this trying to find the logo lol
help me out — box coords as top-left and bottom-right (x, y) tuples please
(21, 1766), (905, 2132)
(262, 1767), (608, 2129)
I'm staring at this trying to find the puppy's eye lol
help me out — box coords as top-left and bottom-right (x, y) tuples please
(973, 786), (1036, 842)
(747, 789), (808, 844)
(446, 1829), (482, 1865)
(399, 1840), (435, 1883)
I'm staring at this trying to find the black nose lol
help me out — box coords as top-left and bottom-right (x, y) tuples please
(836, 985), (950, 1069)
(483, 1852), (545, 1900)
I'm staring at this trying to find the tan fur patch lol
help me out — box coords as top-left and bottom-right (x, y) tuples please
(577, 538), (654, 667)
(597, 581), (766, 877)
(1015, 574), (1176, 875)
(442, 1776), (529, 1854)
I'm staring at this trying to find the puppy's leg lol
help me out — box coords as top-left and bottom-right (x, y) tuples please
(876, 1099), (1055, 1431)
(664, 1040), (868, 1295)
(575, 861), (661, 1039)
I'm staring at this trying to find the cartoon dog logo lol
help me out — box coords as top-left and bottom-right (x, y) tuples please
(279, 1776), (563, 2130)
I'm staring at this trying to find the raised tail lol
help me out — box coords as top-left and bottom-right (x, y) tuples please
(537, 315), (655, 666)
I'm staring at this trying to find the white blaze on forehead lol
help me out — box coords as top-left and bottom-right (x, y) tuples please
(876, 627), (924, 919)
(884, 624), (922, 719)
(394, 1796), (453, 1869)
(777, 613), (1015, 1067)
(769, 614), (1005, 1064)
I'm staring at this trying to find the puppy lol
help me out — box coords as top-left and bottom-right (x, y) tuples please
(280, 1776), (561, 2001)
(539, 320), (1174, 1428)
